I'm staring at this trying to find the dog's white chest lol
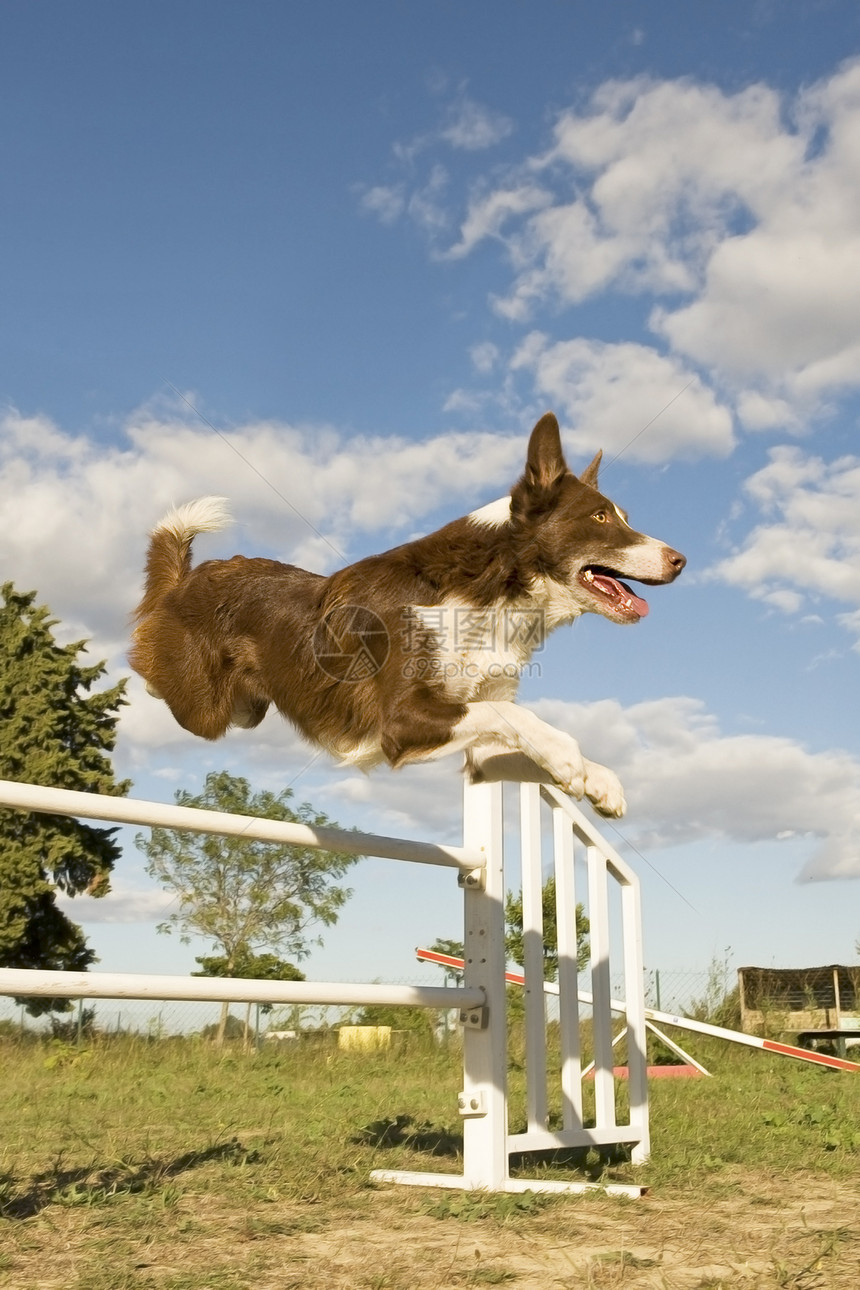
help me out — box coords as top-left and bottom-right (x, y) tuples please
(410, 599), (544, 702)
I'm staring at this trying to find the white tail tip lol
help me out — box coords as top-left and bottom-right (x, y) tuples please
(153, 496), (232, 539)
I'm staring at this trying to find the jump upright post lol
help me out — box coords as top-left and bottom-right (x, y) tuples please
(0, 775), (649, 1197)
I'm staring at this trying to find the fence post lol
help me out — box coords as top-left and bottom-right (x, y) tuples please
(587, 846), (615, 1130)
(553, 800), (583, 1132)
(621, 867), (650, 1164)
(460, 778), (508, 1190)
(520, 783), (548, 1134)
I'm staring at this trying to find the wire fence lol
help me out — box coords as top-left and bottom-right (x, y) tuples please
(0, 967), (718, 1041)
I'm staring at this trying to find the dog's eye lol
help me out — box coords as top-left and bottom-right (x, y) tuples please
(592, 510), (609, 523)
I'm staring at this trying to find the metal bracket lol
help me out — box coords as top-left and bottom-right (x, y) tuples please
(457, 1088), (487, 1118)
(459, 1004), (489, 1030)
(458, 865), (485, 892)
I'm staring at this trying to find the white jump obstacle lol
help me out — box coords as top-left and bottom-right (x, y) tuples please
(0, 776), (649, 1197)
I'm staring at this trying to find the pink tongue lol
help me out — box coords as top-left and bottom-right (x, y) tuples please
(592, 574), (649, 618)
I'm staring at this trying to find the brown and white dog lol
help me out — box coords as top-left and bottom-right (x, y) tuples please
(130, 413), (685, 818)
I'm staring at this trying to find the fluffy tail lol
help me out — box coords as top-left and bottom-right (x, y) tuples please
(133, 496), (231, 620)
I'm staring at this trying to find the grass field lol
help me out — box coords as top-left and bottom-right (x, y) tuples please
(1, 1030), (858, 1289)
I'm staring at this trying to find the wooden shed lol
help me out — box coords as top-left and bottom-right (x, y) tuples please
(738, 964), (860, 1033)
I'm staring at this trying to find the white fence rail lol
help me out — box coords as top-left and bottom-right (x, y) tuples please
(0, 967), (482, 1012)
(0, 779), (482, 873)
(0, 775), (649, 1197)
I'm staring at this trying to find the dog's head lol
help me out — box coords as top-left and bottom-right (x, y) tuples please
(509, 413), (686, 624)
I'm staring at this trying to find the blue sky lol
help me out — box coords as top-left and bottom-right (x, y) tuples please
(2, 1), (860, 990)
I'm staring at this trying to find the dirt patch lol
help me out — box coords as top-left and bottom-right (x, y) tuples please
(3, 1170), (859, 1289)
(279, 1175), (860, 1289)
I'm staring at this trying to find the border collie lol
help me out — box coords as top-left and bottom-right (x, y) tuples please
(130, 413), (685, 818)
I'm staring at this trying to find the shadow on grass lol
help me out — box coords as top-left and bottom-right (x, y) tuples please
(352, 1117), (634, 1183)
(511, 1142), (633, 1183)
(0, 1137), (257, 1220)
(352, 1114), (463, 1159)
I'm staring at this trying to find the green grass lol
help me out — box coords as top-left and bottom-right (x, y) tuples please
(0, 1031), (858, 1288)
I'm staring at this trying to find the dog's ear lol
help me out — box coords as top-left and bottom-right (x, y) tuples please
(523, 413), (568, 492)
(579, 450), (602, 490)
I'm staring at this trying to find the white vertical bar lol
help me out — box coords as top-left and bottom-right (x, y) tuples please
(461, 778), (508, 1190)
(520, 783), (548, 1133)
(587, 845), (616, 1130)
(553, 806), (583, 1130)
(621, 877), (650, 1163)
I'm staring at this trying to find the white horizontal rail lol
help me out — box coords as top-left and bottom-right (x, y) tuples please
(0, 780), (483, 873)
(0, 968), (485, 1011)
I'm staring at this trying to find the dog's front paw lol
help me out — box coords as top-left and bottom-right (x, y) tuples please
(583, 760), (626, 818)
(544, 733), (586, 800)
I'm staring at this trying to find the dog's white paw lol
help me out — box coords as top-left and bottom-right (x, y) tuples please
(583, 760), (626, 818)
(543, 733), (586, 800)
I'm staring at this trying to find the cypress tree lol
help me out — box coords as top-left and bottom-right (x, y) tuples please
(0, 583), (129, 1003)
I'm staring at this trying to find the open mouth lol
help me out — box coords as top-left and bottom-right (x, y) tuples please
(578, 566), (650, 621)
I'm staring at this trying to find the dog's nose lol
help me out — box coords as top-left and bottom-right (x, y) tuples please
(666, 548), (686, 576)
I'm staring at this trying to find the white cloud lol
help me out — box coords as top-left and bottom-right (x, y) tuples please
(361, 92), (514, 234)
(57, 885), (174, 924)
(654, 231), (860, 395)
(475, 75), (803, 310)
(528, 695), (860, 881)
(469, 342), (500, 374)
(378, 60), (860, 435)
(325, 759), (466, 845)
(735, 390), (801, 433)
(444, 183), (553, 261)
(441, 388), (488, 416)
(358, 183), (405, 224)
(510, 333), (735, 462)
(709, 447), (860, 642)
(440, 97), (514, 151)
(0, 401), (527, 638)
(407, 163), (450, 237)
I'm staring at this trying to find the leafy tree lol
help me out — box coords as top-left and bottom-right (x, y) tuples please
(193, 948), (306, 986)
(0, 583), (129, 1010)
(194, 948), (305, 1047)
(137, 771), (358, 1043)
(505, 877), (590, 979)
(355, 1002), (439, 1038)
